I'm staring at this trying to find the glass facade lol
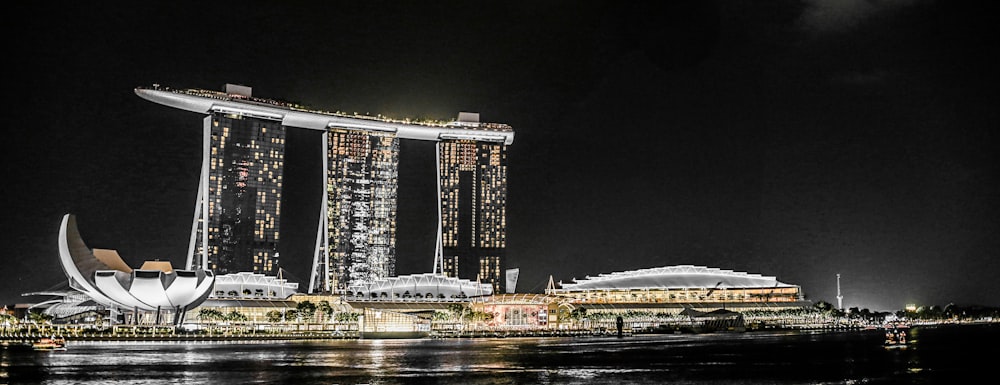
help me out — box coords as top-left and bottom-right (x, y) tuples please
(321, 128), (399, 292)
(191, 112), (285, 275)
(438, 140), (508, 293)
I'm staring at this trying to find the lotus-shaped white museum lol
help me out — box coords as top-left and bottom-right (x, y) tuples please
(57, 214), (215, 315)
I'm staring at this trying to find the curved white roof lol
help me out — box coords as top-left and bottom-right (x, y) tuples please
(557, 265), (797, 291)
(135, 87), (515, 145)
(57, 214), (215, 312)
(346, 273), (492, 301)
(93, 269), (215, 311)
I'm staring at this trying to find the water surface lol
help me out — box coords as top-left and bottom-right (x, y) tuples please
(3, 323), (994, 384)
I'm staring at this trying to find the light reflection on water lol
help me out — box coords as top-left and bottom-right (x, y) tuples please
(1, 324), (996, 384)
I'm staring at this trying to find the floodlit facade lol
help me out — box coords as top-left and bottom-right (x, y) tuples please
(135, 84), (514, 294)
(56, 214), (215, 324)
(473, 294), (560, 329)
(547, 265), (809, 313)
(359, 307), (431, 339)
(316, 128), (400, 292)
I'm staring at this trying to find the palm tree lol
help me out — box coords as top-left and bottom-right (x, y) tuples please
(334, 312), (359, 322)
(265, 310), (283, 323)
(197, 308), (226, 322)
(296, 301), (316, 322)
(28, 310), (53, 325)
(317, 301), (333, 322)
(226, 310), (248, 322)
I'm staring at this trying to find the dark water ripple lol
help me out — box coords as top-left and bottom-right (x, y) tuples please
(2, 323), (995, 384)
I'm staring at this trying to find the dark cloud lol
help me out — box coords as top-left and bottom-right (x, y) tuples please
(797, 0), (925, 34)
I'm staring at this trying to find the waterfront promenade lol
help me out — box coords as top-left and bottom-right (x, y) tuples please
(1, 328), (608, 343)
(2, 320), (879, 345)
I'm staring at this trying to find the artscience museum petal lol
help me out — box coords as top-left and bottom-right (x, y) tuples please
(56, 214), (215, 313)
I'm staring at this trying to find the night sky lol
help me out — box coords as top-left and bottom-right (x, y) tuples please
(4, 1), (997, 312)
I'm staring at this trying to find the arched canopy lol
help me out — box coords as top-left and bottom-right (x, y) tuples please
(346, 273), (492, 301)
(556, 265), (796, 291)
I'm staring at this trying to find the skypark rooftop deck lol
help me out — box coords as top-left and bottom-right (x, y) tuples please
(135, 85), (514, 144)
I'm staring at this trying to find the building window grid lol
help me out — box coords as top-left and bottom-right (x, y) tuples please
(197, 113), (510, 290)
(195, 113), (285, 275)
(323, 129), (399, 292)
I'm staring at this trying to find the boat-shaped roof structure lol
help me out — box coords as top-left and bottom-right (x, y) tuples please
(555, 265), (797, 291)
(135, 85), (514, 144)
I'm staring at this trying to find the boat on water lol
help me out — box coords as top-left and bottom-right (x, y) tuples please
(32, 337), (67, 351)
(2, 341), (33, 351)
(883, 323), (909, 348)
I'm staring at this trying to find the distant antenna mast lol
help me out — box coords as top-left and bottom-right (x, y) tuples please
(836, 273), (843, 310)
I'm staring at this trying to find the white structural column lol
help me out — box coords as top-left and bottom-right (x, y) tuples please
(433, 141), (444, 275)
(310, 131), (330, 293)
(184, 164), (204, 270)
(322, 130), (330, 291)
(200, 116), (211, 270)
(186, 116), (212, 270)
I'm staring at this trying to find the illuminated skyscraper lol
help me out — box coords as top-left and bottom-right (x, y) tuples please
(313, 128), (400, 292)
(187, 100), (285, 275)
(435, 139), (508, 293)
(135, 84), (513, 292)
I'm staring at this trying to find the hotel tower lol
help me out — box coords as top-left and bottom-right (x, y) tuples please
(436, 138), (508, 293)
(136, 84), (513, 293)
(184, 85), (284, 275)
(318, 128), (399, 291)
